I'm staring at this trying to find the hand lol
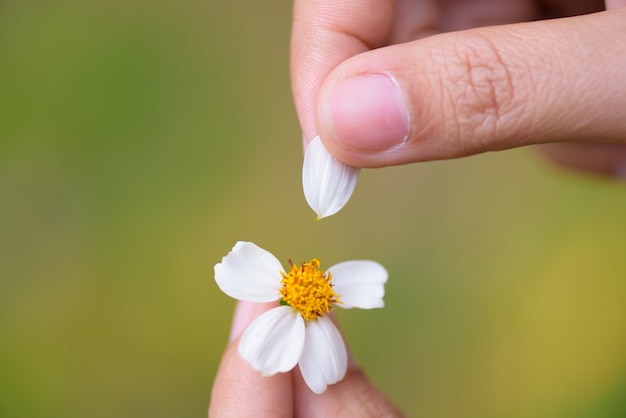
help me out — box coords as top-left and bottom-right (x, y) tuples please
(291, 0), (626, 177)
(208, 301), (404, 417)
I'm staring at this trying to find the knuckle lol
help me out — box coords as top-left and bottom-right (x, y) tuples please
(440, 32), (525, 150)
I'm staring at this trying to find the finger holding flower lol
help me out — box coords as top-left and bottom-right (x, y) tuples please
(213, 241), (387, 394)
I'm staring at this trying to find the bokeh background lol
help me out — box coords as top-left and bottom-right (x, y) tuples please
(1, 1), (626, 417)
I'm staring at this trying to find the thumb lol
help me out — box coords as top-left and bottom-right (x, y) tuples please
(316, 9), (626, 168)
(209, 301), (293, 418)
(292, 319), (405, 418)
(293, 359), (405, 417)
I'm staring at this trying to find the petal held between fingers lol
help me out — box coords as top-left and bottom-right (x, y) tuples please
(214, 241), (284, 302)
(298, 316), (348, 394)
(238, 306), (306, 376)
(329, 260), (388, 309)
(302, 136), (360, 220)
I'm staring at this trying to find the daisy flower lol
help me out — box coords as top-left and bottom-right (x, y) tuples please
(214, 241), (387, 394)
(302, 135), (360, 220)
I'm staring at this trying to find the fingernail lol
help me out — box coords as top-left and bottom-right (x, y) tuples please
(324, 73), (410, 152)
(229, 301), (257, 342)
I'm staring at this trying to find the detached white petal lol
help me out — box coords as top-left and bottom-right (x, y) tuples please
(239, 306), (306, 376)
(329, 260), (387, 309)
(302, 136), (359, 220)
(298, 316), (348, 394)
(214, 241), (284, 302)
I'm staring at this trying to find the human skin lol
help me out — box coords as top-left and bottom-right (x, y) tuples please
(291, 0), (626, 176)
(210, 2), (626, 416)
(208, 301), (404, 417)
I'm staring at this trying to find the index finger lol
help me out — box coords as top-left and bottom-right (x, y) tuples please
(290, 0), (395, 143)
(208, 302), (293, 418)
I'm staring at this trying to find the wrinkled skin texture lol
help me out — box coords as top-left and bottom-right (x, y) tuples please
(292, 0), (626, 177)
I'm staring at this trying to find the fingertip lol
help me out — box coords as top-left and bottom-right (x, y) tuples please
(229, 301), (280, 342)
(228, 301), (257, 342)
(320, 73), (411, 155)
(292, 314), (404, 417)
(291, 0), (397, 158)
(209, 340), (293, 418)
(293, 359), (405, 418)
(210, 301), (292, 418)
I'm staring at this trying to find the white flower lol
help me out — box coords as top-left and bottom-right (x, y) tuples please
(214, 241), (387, 394)
(302, 136), (360, 220)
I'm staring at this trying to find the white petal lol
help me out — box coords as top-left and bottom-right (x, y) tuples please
(238, 306), (305, 376)
(328, 260), (387, 309)
(298, 317), (348, 394)
(302, 136), (359, 220)
(214, 241), (284, 302)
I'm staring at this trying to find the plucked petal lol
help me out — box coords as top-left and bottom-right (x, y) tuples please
(329, 260), (387, 309)
(302, 136), (359, 220)
(214, 241), (284, 302)
(238, 306), (305, 376)
(298, 317), (348, 394)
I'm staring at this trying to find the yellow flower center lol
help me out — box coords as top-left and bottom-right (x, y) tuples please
(279, 258), (341, 322)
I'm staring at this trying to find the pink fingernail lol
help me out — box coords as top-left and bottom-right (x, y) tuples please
(324, 73), (410, 152)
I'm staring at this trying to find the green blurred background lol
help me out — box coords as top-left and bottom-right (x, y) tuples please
(1, 1), (625, 417)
